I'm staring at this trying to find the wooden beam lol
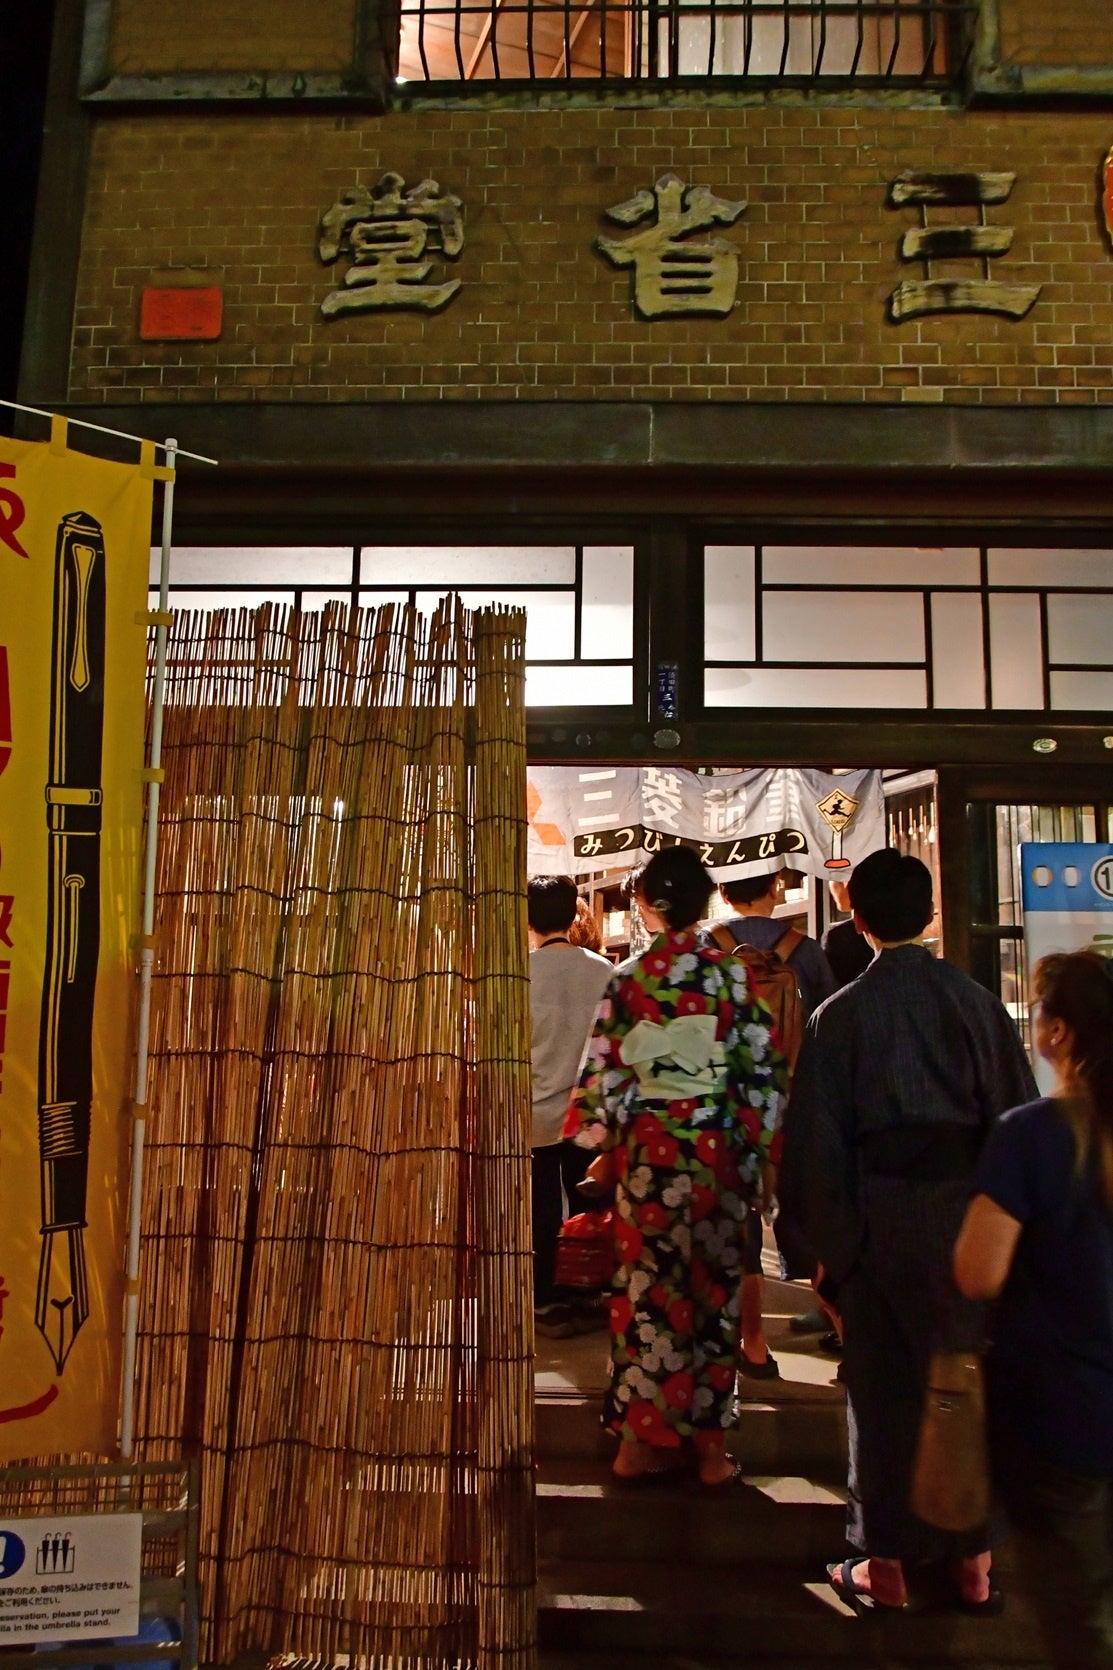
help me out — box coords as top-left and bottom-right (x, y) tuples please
(550, 4), (597, 78)
(465, 0), (511, 79)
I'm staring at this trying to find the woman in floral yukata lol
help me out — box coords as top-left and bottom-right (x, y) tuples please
(565, 845), (788, 1487)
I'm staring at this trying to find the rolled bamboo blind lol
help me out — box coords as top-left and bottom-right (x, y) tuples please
(137, 598), (535, 1668)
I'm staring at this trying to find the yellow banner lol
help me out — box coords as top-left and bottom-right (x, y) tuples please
(0, 424), (153, 1460)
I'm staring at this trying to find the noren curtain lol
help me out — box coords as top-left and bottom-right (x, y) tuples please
(136, 598), (534, 1668)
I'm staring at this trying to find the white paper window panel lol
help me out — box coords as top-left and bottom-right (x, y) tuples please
(671, 8), (919, 74)
(580, 547), (635, 660)
(987, 549), (1113, 588)
(762, 591), (925, 663)
(154, 547), (353, 585)
(762, 547), (980, 586)
(1049, 670), (1113, 710)
(1046, 594), (1113, 667)
(298, 590), (359, 612)
(408, 589), (574, 659)
(353, 591), (411, 615)
(988, 594), (1044, 709)
(159, 589), (297, 612)
(526, 665), (633, 706)
(704, 548), (756, 661)
(359, 546), (577, 585)
(704, 666), (927, 708)
(930, 593), (986, 709)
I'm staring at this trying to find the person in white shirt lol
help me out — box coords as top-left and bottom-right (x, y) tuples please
(528, 875), (614, 1338)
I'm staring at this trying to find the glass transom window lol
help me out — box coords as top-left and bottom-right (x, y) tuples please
(152, 543), (635, 708)
(703, 545), (1113, 713)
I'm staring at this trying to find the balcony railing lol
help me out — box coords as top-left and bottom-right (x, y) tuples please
(395, 0), (975, 88)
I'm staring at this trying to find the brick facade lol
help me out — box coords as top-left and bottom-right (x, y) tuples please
(108, 0), (357, 75)
(998, 0), (1113, 70)
(69, 104), (1113, 407)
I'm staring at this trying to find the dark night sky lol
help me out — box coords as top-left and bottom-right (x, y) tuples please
(0, 0), (55, 403)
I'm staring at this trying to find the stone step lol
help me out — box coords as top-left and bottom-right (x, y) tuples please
(538, 1558), (1046, 1664)
(540, 1654), (1041, 1670)
(537, 1457), (846, 1565)
(536, 1392), (848, 1476)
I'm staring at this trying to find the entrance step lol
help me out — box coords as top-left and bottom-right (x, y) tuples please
(536, 1391), (848, 1476)
(537, 1458), (845, 1565)
(540, 1660), (1041, 1670)
(538, 1558), (1046, 1664)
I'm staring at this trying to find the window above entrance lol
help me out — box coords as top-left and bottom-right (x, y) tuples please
(395, 0), (972, 87)
(703, 544), (1113, 713)
(150, 542), (636, 708)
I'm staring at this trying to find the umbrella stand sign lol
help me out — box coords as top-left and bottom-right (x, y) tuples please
(0, 1512), (142, 1643)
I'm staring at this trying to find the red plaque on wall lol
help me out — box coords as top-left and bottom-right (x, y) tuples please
(139, 285), (223, 340)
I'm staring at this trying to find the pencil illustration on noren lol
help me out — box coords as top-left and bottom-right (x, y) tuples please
(36, 511), (105, 1373)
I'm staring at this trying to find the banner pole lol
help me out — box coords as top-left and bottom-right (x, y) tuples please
(120, 438), (177, 1459)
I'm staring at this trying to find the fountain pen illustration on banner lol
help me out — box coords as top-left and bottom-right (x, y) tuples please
(36, 511), (105, 1373)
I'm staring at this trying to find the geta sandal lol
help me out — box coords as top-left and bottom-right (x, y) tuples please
(826, 1559), (907, 1615)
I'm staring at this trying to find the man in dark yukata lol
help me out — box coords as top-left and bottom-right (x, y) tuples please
(779, 848), (1036, 1613)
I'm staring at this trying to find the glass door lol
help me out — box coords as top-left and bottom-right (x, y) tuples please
(966, 798), (1113, 1046)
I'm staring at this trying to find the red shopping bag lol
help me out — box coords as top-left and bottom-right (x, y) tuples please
(555, 1209), (616, 1290)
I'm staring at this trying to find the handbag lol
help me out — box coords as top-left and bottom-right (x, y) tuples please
(910, 1349), (990, 1532)
(555, 1209), (616, 1290)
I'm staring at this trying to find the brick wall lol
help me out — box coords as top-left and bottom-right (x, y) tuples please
(997, 0), (1113, 69)
(108, 0), (357, 75)
(69, 105), (1113, 405)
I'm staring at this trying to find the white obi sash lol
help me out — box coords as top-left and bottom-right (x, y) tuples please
(618, 1013), (727, 1101)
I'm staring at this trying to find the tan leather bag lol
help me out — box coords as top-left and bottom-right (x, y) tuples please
(910, 1349), (990, 1532)
(709, 923), (806, 1068)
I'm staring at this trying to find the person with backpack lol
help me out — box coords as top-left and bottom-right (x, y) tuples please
(702, 871), (836, 1376)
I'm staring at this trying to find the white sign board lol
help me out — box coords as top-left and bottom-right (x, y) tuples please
(0, 1512), (142, 1643)
(1021, 842), (1113, 1093)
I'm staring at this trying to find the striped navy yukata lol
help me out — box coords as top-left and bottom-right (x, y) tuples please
(780, 943), (1037, 1564)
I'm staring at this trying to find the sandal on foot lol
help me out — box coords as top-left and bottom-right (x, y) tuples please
(826, 1559), (906, 1614)
(699, 1459), (747, 1492)
(738, 1352), (780, 1380)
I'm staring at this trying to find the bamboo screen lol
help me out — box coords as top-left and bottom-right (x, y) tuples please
(136, 598), (535, 1669)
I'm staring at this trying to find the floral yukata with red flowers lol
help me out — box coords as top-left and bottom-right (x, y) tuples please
(565, 929), (787, 1451)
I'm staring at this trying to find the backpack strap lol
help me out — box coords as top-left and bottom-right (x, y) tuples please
(709, 922), (739, 955)
(772, 925), (805, 961)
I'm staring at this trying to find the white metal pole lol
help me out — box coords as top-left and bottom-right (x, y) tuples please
(120, 437), (177, 1459)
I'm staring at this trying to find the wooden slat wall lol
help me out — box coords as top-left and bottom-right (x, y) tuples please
(138, 598), (535, 1668)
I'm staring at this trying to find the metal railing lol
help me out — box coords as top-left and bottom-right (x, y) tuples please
(395, 0), (975, 88)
